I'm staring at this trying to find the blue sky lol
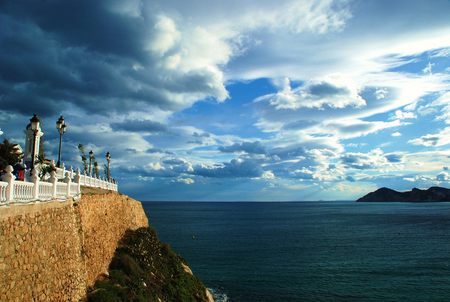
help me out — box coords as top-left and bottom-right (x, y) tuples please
(1, 0), (450, 201)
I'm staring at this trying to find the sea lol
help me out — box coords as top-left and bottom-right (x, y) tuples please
(141, 201), (450, 302)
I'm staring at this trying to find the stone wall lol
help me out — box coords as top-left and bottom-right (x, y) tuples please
(0, 193), (149, 301)
(77, 194), (148, 286)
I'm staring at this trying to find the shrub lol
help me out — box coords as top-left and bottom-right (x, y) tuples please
(87, 227), (209, 302)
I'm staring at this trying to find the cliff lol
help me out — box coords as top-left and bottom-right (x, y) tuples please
(0, 193), (212, 301)
(356, 186), (450, 202)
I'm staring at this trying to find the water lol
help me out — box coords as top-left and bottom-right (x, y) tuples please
(142, 201), (450, 301)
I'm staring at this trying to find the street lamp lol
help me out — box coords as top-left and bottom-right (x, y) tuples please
(29, 114), (40, 174)
(89, 150), (94, 176)
(56, 116), (67, 168)
(106, 152), (111, 180)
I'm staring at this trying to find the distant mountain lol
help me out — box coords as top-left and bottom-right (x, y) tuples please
(356, 187), (450, 202)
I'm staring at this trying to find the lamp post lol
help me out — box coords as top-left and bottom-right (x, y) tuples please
(56, 116), (67, 168)
(106, 152), (111, 180)
(29, 114), (40, 174)
(89, 150), (94, 176)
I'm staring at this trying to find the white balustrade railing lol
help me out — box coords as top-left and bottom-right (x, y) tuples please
(56, 182), (67, 196)
(0, 182), (8, 202)
(38, 182), (53, 200)
(0, 163), (118, 205)
(13, 181), (34, 202)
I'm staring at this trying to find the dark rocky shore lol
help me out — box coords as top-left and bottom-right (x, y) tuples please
(356, 186), (450, 202)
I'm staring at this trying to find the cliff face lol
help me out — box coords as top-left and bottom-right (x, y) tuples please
(356, 186), (450, 202)
(0, 194), (147, 301)
(77, 194), (149, 286)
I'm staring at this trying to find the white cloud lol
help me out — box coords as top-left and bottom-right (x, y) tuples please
(178, 177), (195, 184)
(408, 127), (450, 147)
(339, 148), (404, 172)
(375, 88), (388, 99)
(257, 74), (365, 110)
(422, 62), (435, 75)
(146, 16), (181, 56)
(392, 132), (402, 137)
(432, 92), (450, 123)
(389, 110), (417, 120)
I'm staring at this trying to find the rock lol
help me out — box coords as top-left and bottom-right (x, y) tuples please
(356, 186), (450, 202)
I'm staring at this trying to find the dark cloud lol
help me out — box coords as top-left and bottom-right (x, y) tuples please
(0, 1), (227, 117)
(146, 147), (163, 154)
(340, 153), (375, 170)
(385, 153), (404, 163)
(282, 120), (319, 131)
(193, 132), (210, 138)
(308, 82), (351, 98)
(346, 176), (356, 182)
(187, 139), (203, 145)
(118, 164), (178, 178)
(218, 141), (267, 155)
(111, 120), (172, 134)
(193, 158), (263, 178)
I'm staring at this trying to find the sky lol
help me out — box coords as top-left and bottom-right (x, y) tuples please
(1, 0), (450, 201)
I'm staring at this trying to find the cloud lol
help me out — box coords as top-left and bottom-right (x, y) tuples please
(146, 16), (181, 56)
(193, 132), (210, 138)
(346, 176), (356, 182)
(436, 171), (449, 181)
(178, 177), (194, 184)
(408, 127), (450, 147)
(388, 110), (417, 120)
(187, 139), (203, 145)
(111, 119), (173, 134)
(339, 148), (403, 171)
(432, 92), (450, 123)
(146, 147), (163, 153)
(0, 1), (229, 117)
(375, 88), (388, 99)
(385, 153), (404, 163)
(256, 75), (365, 110)
(218, 141), (267, 155)
(193, 158), (263, 178)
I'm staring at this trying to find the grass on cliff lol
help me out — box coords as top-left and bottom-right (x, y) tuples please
(86, 227), (209, 302)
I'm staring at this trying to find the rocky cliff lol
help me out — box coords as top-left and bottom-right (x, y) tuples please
(0, 193), (212, 301)
(356, 186), (450, 202)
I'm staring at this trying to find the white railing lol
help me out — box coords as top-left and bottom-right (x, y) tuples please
(39, 182), (53, 200)
(0, 182), (8, 202)
(55, 164), (118, 192)
(0, 163), (118, 205)
(13, 181), (34, 202)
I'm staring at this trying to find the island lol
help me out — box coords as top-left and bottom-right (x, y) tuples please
(356, 186), (450, 202)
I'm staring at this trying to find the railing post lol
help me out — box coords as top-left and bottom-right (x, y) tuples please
(61, 163), (65, 178)
(48, 171), (57, 198)
(74, 168), (81, 196)
(29, 168), (39, 200)
(63, 172), (71, 197)
(69, 166), (74, 179)
(1, 165), (15, 202)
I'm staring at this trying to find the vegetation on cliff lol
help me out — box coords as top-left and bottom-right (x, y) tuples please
(87, 227), (210, 302)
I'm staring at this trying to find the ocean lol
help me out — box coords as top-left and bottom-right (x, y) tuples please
(142, 201), (450, 302)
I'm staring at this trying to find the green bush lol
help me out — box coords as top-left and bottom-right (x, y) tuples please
(87, 227), (209, 302)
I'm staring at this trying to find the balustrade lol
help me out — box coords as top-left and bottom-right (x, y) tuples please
(0, 163), (118, 205)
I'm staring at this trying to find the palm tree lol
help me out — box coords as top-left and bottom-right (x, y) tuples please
(34, 152), (56, 180)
